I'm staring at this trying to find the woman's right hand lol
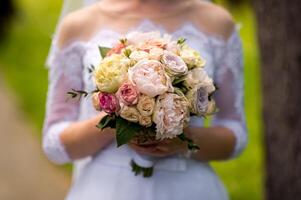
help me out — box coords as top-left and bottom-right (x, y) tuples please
(128, 136), (187, 158)
(60, 113), (115, 160)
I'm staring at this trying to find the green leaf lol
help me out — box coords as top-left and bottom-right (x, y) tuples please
(116, 117), (142, 147)
(96, 115), (116, 130)
(172, 76), (186, 85)
(123, 48), (132, 58)
(67, 89), (89, 100)
(119, 38), (128, 45)
(177, 37), (186, 45)
(174, 87), (186, 97)
(131, 160), (154, 177)
(98, 46), (111, 58)
(177, 133), (200, 151)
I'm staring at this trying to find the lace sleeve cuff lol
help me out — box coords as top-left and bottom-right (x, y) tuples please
(43, 121), (72, 164)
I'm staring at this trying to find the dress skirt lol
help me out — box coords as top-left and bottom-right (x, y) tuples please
(65, 144), (229, 200)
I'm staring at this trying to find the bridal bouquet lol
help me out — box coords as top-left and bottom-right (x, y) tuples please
(69, 31), (216, 177)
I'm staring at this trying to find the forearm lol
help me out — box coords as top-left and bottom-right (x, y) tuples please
(184, 126), (236, 161)
(60, 112), (115, 160)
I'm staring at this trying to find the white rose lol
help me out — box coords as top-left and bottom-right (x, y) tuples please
(186, 87), (216, 116)
(119, 105), (140, 123)
(161, 50), (188, 77)
(165, 41), (180, 55)
(139, 116), (153, 127)
(128, 60), (172, 97)
(153, 93), (189, 140)
(183, 68), (215, 94)
(149, 47), (164, 60)
(137, 95), (156, 116)
(129, 50), (149, 62)
(180, 45), (206, 69)
(186, 87), (208, 116)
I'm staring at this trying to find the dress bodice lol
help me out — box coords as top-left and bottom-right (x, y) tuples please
(43, 19), (247, 173)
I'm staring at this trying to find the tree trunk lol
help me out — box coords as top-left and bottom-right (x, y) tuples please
(0, 0), (16, 39)
(252, 0), (301, 199)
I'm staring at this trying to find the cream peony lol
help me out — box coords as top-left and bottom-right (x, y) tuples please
(161, 50), (188, 77)
(119, 105), (140, 123)
(137, 95), (156, 116)
(183, 67), (215, 94)
(180, 45), (206, 69)
(128, 60), (172, 97)
(93, 54), (130, 93)
(153, 93), (189, 140)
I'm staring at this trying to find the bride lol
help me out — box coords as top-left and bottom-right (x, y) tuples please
(43, 0), (247, 199)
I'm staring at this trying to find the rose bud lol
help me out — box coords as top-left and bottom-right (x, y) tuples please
(98, 93), (120, 114)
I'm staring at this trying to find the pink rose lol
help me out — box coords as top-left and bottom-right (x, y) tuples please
(116, 82), (139, 105)
(106, 43), (126, 57)
(98, 93), (120, 114)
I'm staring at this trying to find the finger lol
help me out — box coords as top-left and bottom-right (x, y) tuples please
(157, 139), (173, 145)
(129, 144), (157, 154)
(129, 144), (168, 157)
(155, 146), (169, 152)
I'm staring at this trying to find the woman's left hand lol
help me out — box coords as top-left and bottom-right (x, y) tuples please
(129, 137), (187, 158)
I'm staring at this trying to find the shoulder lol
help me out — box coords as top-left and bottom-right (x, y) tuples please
(192, 1), (236, 40)
(57, 5), (100, 48)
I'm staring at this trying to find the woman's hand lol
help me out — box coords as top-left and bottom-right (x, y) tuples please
(129, 137), (187, 158)
(60, 113), (115, 160)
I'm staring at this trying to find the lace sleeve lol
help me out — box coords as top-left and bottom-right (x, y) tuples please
(211, 31), (248, 158)
(43, 42), (85, 164)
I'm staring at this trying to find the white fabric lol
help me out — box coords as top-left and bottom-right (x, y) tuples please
(43, 19), (247, 200)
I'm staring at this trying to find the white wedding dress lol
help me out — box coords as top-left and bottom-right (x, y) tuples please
(43, 19), (247, 200)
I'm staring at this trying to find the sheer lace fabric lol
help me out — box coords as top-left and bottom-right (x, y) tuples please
(43, 20), (247, 165)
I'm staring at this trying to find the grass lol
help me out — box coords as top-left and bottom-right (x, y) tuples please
(0, 1), (264, 199)
(211, 3), (264, 200)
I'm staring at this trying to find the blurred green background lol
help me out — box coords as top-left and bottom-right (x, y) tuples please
(0, 0), (263, 199)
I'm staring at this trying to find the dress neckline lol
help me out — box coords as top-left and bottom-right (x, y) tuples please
(51, 19), (239, 53)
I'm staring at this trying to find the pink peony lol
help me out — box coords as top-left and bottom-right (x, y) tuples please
(128, 60), (172, 97)
(98, 93), (120, 114)
(116, 82), (139, 105)
(137, 40), (166, 53)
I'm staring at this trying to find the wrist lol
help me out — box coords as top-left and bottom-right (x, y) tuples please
(183, 127), (193, 139)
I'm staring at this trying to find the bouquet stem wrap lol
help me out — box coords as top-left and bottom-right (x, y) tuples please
(131, 153), (156, 177)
